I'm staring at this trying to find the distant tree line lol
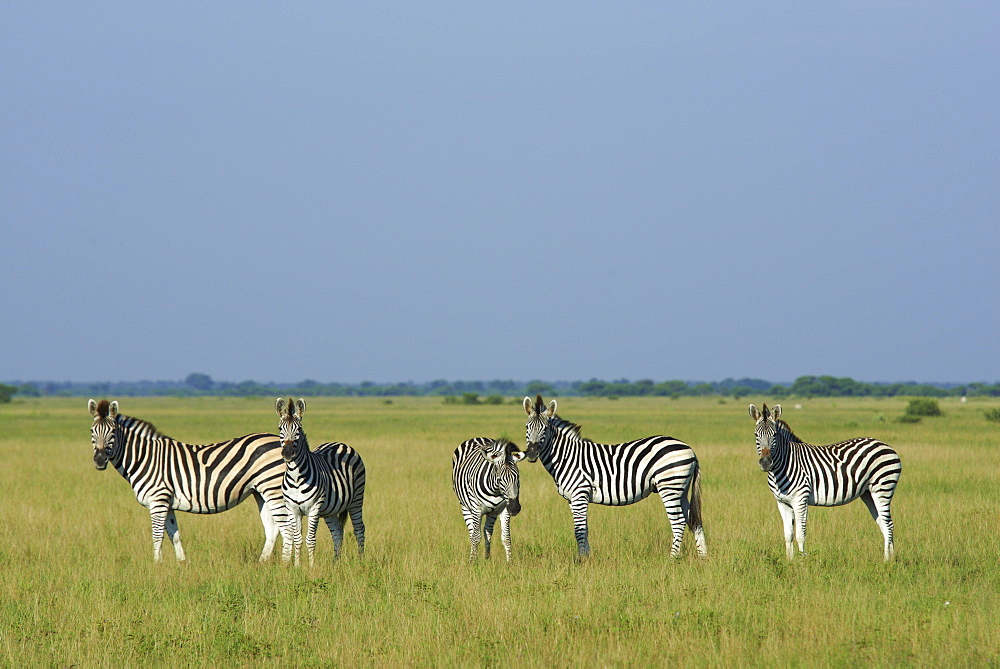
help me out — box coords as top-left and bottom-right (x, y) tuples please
(3, 374), (998, 402)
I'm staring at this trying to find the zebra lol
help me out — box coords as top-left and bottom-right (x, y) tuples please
(749, 403), (902, 561)
(276, 398), (366, 566)
(523, 395), (707, 559)
(451, 437), (526, 562)
(88, 399), (291, 562)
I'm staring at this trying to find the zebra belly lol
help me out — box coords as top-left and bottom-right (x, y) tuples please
(589, 487), (653, 506)
(134, 481), (253, 514)
(809, 488), (861, 507)
(285, 490), (347, 517)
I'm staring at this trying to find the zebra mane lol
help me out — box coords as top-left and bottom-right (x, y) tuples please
(775, 419), (803, 444)
(550, 414), (592, 443)
(116, 414), (170, 439)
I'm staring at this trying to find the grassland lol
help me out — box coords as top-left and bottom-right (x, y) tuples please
(1, 396), (997, 666)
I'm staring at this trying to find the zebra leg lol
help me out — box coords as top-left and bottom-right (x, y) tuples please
(482, 511), (499, 560)
(252, 493), (279, 562)
(776, 501), (796, 560)
(462, 508), (482, 562)
(148, 504), (169, 563)
(568, 495), (591, 559)
(305, 509), (321, 568)
(656, 483), (687, 557)
(324, 513), (345, 563)
(792, 499), (808, 557)
(499, 507), (513, 562)
(687, 469), (708, 557)
(348, 502), (365, 558)
(861, 489), (896, 561)
(287, 506), (304, 567)
(164, 509), (187, 562)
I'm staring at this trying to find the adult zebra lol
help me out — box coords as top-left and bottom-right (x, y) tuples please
(749, 403), (901, 561)
(276, 398), (366, 566)
(88, 399), (291, 562)
(523, 395), (707, 559)
(451, 437), (526, 562)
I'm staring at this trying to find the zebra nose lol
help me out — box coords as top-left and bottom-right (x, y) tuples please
(759, 455), (772, 471)
(507, 497), (521, 516)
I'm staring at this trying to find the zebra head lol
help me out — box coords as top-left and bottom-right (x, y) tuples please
(276, 397), (307, 462)
(749, 403), (782, 472)
(88, 398), (119, 471)
(523, 394), (557, 462)
(483, 438), (526, 516)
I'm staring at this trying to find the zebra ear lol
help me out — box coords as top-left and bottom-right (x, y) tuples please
(89, 399), (99, 417)
(749, 404), (760, 421)
(772, 404), (782, 420)
(546, 400), (557, 417)
(296, 398), (306, 416)
(109, 401), (119, 419)
(510, 451), (526, 463)
(523, 396), (534, 415)
(275, 398), (286, 417)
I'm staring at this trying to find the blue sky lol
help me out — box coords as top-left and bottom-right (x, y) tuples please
(2, 3), (997, 385)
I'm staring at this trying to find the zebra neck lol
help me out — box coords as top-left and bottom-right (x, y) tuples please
(111, 426), (167, 479)
(776, 421), (804, 447)
(766, 429), (799, 471)
(538, 416), (584, 470)
(287, 437), (313, 468)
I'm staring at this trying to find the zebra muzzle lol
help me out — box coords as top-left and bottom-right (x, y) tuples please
(507, 498), (521, 516)
(759, 452), (772, 471)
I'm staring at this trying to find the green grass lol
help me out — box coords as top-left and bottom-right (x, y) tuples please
(1, 396), (997, 666)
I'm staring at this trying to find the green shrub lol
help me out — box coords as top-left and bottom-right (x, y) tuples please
(896, 414), (922, 424)
(984, 408), (1000, 423)
(905, 398), (943, 417)
(483, 394), (504, 405)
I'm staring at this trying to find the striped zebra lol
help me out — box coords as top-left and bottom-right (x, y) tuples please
(451, 437), (526, 562)
(276, 398), (366, 566)
(749, 403), (902, 561)
(88, 399), (291, 562)
(523, 395), (707, 559)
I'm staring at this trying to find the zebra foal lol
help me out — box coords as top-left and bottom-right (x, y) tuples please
(451, 437), (526, 562)
(523, 395), (706, 559)
(276, 398), (366, 566)
(88, 399), (290, 562)
(749, 403), (901, 561)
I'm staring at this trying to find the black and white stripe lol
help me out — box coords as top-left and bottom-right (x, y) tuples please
(276, 398), (366, 566)
(750, 403), (902, 560)
(523, 395), (707, 559)
(451, 437), (525, 562)
(88, 399), (291, 562)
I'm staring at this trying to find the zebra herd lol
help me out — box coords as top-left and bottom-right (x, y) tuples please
(88, 395), (902, 564)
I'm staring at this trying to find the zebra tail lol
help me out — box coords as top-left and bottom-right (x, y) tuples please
(688, 462), (704, 531)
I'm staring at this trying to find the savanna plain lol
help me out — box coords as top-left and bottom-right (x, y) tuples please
(1, 396), (997, 667)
